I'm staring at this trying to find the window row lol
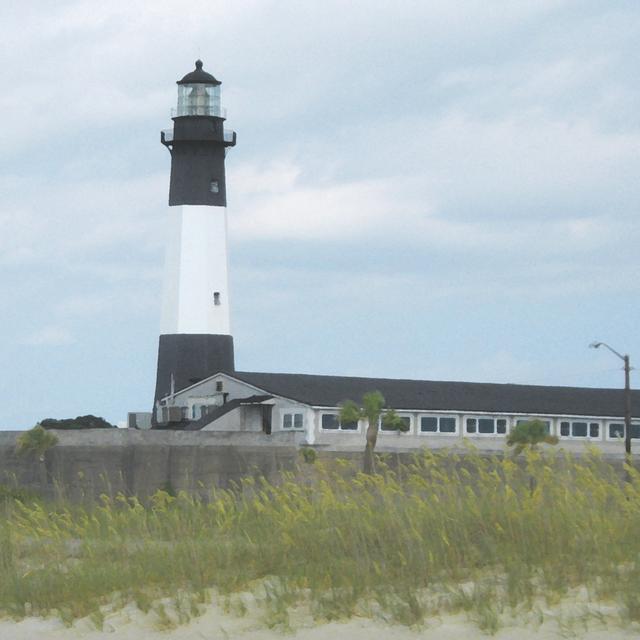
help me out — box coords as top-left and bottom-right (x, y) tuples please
(314, 413), (640, 440)
(321, 414), (358, 431)
(319, 413), (462, 434)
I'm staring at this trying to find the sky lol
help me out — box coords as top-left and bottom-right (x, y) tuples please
(0, 1), (638, 429)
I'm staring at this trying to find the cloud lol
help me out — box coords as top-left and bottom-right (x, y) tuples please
(21, 326), (76, 347)
(0, 173), (166, 269)
(229, 161), (433, 241)
(228, 142), (638, 267)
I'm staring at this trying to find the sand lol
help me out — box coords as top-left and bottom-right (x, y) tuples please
(1, 614), (637, 639)
(1, 594), (639, 640)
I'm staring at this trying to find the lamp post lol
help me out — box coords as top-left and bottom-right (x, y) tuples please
(589, 342), (632, 456)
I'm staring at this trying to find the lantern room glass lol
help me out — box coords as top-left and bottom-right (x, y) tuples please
(176, 83), (221, 117)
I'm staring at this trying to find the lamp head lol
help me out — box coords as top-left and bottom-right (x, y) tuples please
(589, 342), (602, 349)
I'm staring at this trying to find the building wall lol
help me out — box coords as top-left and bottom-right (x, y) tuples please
(269, 398), (316, 443)
(304, 409), (637, 454)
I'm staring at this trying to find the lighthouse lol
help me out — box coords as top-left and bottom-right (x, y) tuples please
(153, 60), (237, 420)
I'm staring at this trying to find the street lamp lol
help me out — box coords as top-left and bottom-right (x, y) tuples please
(589, 342), (632, 456)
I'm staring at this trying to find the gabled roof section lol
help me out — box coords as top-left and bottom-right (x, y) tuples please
(185, 394), (273, 431)
(162, 370), (309, 406)
(232, 371), (640, 419)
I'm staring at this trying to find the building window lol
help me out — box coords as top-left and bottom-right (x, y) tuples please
(419, 415), (457, 434)
(380, 415), (412, 433)
(283, 412), (304, 430)
(210, 180), (219, 193)
(322, 414), (339, 430)
(607, 422), (640, 440)
(321, 413), (358, 431)
(559, 420), (601, 439)
(466, 417), (508, 436)
(216, 381), (223, 392)
(213, 292), (221, 306)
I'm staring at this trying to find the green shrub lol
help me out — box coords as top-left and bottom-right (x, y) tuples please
(39, 415), (115, 430)
(506, 419), (558, 456)
(301, 447), (317, 464)
(16, 425), (59, 460)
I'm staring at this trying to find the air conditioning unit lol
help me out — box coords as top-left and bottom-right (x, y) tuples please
(160, 406), (184, 423)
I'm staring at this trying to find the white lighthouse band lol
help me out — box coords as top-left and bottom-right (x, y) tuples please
(160, 204), (231, 335)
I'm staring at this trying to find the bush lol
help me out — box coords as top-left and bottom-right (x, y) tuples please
(16, 425), (59, 460)
(39, 415), (115, 430)
(506, 419), (558, 456)
(301, 447), (317, 464)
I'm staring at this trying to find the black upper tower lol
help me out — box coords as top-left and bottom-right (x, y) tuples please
(161, 60), (236, 207)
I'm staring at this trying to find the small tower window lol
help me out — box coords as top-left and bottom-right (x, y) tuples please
(213, 291), (221, 305)
(216, 381), (223, 392)
(209, 180), (219, 193)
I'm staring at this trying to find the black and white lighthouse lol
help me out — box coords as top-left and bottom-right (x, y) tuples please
(153, 61), (237, 419)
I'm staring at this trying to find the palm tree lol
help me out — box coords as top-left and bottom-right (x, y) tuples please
(340, 391), (406, 474)
(506, 419), (558, 456)
(506, 419), (558, 494)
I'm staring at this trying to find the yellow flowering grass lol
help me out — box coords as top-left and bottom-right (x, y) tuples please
(1, 447), (639, 631)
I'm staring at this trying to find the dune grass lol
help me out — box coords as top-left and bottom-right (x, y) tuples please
(1, 447), (640, 632)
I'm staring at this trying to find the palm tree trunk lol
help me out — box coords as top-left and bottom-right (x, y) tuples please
(363, 442), (376, 474)
(363, 421), (378, 474)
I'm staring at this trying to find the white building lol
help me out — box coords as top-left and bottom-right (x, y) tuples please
(151, 370), (640, 454)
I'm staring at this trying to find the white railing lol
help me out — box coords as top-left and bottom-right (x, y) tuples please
(161, 129), (235, 144)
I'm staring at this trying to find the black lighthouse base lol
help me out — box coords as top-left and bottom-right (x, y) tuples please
(153, 334), (235, 424)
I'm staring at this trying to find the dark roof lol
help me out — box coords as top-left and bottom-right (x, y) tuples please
(232, 371), (640, 419)
(186, 395), (273, 431)
(177, 60), (221, 86)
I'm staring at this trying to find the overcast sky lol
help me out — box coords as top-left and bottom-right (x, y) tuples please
(1, 1), (638, 429)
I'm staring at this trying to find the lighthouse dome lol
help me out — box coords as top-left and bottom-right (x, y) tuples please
(177, 60), (221, 86)
(174, 60), (223, 117)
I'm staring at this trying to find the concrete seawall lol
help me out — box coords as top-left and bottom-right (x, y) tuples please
(1, 430), (634, 501)
(0, 430), (299, 500)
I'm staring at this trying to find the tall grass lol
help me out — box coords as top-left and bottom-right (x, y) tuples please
(1, 447), (639, 631)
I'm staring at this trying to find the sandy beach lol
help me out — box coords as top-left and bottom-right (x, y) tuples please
(1, 615), (637, 640)
(1, 593), (639, 640)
